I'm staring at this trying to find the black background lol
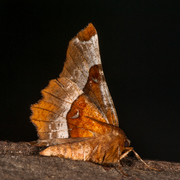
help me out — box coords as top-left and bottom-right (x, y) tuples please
(1, 1), (180, 162)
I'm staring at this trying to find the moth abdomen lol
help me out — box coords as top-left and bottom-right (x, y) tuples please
(40, 140), (92, 161)
(39, 134), (122, 165)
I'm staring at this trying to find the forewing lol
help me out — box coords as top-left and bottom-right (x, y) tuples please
(59, 23), (119, 126)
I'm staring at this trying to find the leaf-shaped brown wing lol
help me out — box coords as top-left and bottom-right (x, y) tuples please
(58, 23), (119, 126)
(30, 23), (119, 144)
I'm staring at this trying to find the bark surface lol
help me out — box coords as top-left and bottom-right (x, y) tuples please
(0, 141), (179, 180)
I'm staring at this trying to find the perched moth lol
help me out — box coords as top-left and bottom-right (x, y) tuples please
(31, 23), (158, 175)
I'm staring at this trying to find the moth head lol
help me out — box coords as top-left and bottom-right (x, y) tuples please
(116, 128), (130, 143)
(112, 127), (131, 149)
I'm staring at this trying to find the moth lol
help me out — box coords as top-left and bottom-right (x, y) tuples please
(31, 23), (158, 175)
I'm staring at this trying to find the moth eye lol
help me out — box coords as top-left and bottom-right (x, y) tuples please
(124, 140), (130, 147)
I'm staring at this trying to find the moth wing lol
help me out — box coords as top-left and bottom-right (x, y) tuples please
(59, 23), (119, 126)
(30, 23), (118, 144)
(31, 77), (112, 141)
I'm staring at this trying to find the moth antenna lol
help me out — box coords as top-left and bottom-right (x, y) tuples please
(132, 150), (160, 171)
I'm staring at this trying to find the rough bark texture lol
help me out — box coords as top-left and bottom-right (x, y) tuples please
(0, 141), (180, 180)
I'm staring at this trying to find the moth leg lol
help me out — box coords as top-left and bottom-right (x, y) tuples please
(119, 147), (133, 160)
(132, 150), (160, 171)
(114, 147), (133, 176)
(116, 164), (129, 176)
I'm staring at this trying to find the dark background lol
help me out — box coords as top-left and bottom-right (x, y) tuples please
(1, 1), (179, 162)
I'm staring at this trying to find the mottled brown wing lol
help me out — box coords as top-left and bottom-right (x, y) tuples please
(59, 23), (119, 126)
(30, 23), (118, 144)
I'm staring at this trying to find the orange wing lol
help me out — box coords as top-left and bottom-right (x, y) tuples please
(30, 23), (119, 145)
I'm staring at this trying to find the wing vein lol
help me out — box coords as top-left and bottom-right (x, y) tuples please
(72, 42), (90, 72)
(54, 78), (74, 102)
(67, 50), (88, 79)
(43, 90), (72, 104)
(31, 118), (66, 122)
